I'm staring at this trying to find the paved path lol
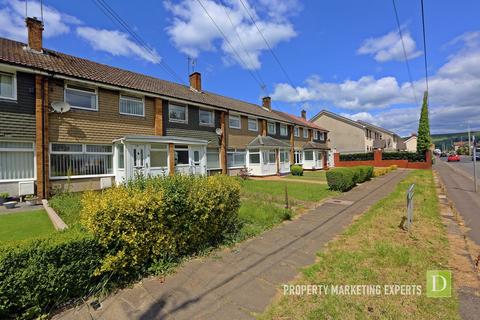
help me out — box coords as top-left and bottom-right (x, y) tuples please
(434, 161), (480, 320)
(56, 169), (409, 320)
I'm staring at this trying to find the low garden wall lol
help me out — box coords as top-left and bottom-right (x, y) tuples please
(334, 149), (431, 169)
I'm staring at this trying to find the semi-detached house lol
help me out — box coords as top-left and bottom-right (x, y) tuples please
(0, 18), (330, 198)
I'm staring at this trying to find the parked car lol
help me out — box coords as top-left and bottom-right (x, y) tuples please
(440, 152), (448, 157)
(447, 154), (461, 162)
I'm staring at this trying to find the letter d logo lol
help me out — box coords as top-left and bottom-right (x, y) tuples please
(427, 270), (451, 298)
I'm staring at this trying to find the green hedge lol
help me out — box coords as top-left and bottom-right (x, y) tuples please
(290, 165), (303, 176)
(326, 166), (374, 192)
(382, 152), (426, 162)
(0, 230), (104, 319)
(339, 153), (374, 161)
(82, 174), (241, 275)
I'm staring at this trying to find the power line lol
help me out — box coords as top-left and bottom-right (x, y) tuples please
(391, 0), (419, 107)
(420, 0), (429, 92)
(238, 0), (297, 91)
(221, 2), (267, 90)
(195, 0), (267, 92)
(91, 0), (184, 83)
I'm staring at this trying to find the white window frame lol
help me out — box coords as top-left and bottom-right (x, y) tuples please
(64, 83), (98, 111)
(0, 71), (17, 101)
(294, 127), (300, 137)
(169, 104), (188, 124)
(229, 114), (241, 129)
(49, 143), (114, 179)
(206, 148), (221, 170)
(199, 109), (215, 127)
(150, 144), (168, 169)
(294, 150), (303, 164)
(227, 148), (246, 168)
(248, 117), (258, 131)
(267, 122), (276, 135)
(280, 124), (288, 136)
(303, 127), (309, 139)
(0, 140), (36, 182)
(119, 94), (145, 117)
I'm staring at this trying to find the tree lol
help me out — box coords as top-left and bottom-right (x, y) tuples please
(417, 91), (432, 153)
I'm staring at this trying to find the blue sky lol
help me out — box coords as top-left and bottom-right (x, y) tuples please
(1, 0), (479, 136)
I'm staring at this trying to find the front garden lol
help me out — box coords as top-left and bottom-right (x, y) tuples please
(0, 210), (55, 243)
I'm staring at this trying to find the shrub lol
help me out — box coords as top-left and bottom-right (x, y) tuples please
(382, 152), (426, 162)
(290, 165), (303, 176)
(373, 165), (398, 177)
(49, 192), (84, 227)
(81, 175), (241, 276)
(0, 230), (104, 319)
(326, 166), (373, 192)
(339, 153), (374, 161)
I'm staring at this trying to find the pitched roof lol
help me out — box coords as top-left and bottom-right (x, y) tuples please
(247, 135), (290, 148)
(0, 37), (288, 123)
(356, 120), (397, 136)
(310, 110), (365, 129)
(272, 110), (328, 131)
(303, 141), (330, 150)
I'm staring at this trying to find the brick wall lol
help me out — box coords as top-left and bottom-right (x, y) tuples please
(334, 149), (432, 169)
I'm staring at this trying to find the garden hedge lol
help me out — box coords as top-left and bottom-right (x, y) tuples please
(326, 166), (374, 191)
(290, 165), (303, 176)
(381, 151), (426, 162)
(0, 230), (104, 319)
(339, 152), (374, 161)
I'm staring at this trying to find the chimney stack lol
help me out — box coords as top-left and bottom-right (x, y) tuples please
(262, 96), (271, 111)
(26, 17), (44, 52)
(189, 72), (202, 91)
(301, 110), (307, 119)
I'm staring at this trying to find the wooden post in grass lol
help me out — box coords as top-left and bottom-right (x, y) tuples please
(285, 185), (289, 209)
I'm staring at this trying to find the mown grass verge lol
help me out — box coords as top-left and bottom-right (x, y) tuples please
(0, 210), (55, 244)
(260, 170), (459, 320)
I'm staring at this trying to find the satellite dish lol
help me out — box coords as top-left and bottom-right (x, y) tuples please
(51, 101), (71, 113)
(215, 128), (223, 136)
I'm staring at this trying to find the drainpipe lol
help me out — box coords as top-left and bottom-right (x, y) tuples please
(41, 76), (47, 199)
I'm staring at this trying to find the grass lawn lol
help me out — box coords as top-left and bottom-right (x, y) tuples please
(284, 170), (327, 181)
(241, 179), (335, 202)
(0, 210), (55, 243)
(49, 192), (83, 227)
(260, 170), (459, 320)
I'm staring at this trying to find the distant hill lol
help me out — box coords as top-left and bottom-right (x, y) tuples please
(431, 131), (480, 150)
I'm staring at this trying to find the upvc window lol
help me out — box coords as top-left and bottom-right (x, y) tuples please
(169, 104), (188, 123)
(50, 143), (113, 178)
(280, 150), (289, 163)
(304, 150), (314, 161)
(65, 84), (97, 111)
(303, 128), (309, 138)
(248, 118), (258, 131)
(0, 141), (34, 181)
(294, 127), (300, 137)
(294, 150), (303, 164)
(227, 148), (246, 167)
(207, 148), (220, 169)
(280, 124), (288, 136)
(267, 122), (276, 134)
(120, 95), (144, 116)
(229, 114), (241, 129)
(262, 150), (276, 164)
(320, 132), (326, 142)
(0, 72), (16, 100)
(174, 145), (189, 165)
(199, 109), (214, 126)
(150, 143), (168, 168)
(117, 144), (124, 169)
(248, 149), (260, 164)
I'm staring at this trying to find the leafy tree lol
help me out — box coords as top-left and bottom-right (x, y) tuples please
(417, 91), (432, 153)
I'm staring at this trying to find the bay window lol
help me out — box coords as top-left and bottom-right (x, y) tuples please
(65, 84), (97, 111)
(50, 143), (113, 178)
(227, 149), (246, 167)
(120, 95), (144, 116)
(169, 104), (188, 123)
(0, 72), (16, 100)
(0, 141), (34, 181)
(207, 148), (220, 169)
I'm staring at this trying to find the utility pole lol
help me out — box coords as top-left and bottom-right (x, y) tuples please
(468, 122), (471, 156)
(474, 136), (478, 193)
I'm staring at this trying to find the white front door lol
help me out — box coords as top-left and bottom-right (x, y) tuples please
(132, 144), (147, 177)
(190, 146), (206, 175)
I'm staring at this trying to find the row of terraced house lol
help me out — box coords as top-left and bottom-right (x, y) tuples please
(0, 18), (408, 198)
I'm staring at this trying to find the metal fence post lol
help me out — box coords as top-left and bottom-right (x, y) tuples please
(406, 184), (415, 230)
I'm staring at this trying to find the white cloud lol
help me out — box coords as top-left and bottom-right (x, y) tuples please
(357, 29), (422, 62)
(76, 27), (161, 64)
(0, 0), (80, 41)
(164, 0), (297, 70)
(272, 30), (480, 135)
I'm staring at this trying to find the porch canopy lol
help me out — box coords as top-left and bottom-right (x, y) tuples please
(302, 141), (330, 150)
(247, 135), (290, 148)
(113, 135), (208, 145)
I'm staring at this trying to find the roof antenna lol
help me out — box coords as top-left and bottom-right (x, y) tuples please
(40, 0), (44, 21)
(25, 0), (27, 18)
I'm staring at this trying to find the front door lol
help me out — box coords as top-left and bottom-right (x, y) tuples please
(132, 144), (147, 177)
(190, 146), (206, 175)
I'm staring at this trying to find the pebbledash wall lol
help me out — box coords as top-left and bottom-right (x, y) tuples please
(333, 149), (432, 169)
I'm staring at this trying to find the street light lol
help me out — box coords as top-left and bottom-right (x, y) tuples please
(473, 135), (477, 193)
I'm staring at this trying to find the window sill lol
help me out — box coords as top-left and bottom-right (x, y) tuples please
(71, 106), (99, 112)
(0, 178), (35, 183)
(120, 112), (145, 118)
(169, 119), (188, 124)
(50, 174), (114, 180)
